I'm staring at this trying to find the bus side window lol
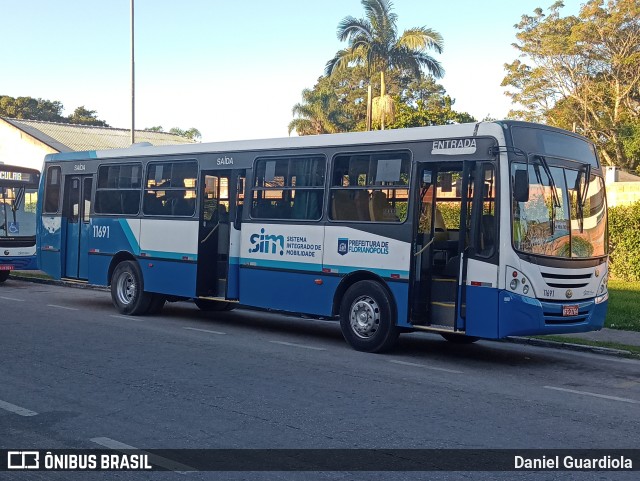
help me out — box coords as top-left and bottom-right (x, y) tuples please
(251, 155), (325, 221)
(44, 166), (61, 214)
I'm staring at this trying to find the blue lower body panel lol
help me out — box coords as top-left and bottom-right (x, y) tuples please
(498, 290), (607, 338)
(238, 267), (410, 326)
(0, 256), (38, 270)
(239, 267), (338, 316)
(465, 286), (500, 338)
(139, 259), (197, 298)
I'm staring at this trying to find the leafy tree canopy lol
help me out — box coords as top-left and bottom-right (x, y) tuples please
(290, 68), (474, 135)
(0, 95), (109, 126)
(67, 106), (108, 127)
(147, 126), (202, 142)
(325, 0), (444, 129)
(502, 0), (640, 171)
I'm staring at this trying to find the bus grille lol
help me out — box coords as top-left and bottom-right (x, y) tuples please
(540, 299), (592, 325)
(540, 271), (592, 289)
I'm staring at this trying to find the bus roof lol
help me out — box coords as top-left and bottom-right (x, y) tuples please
(46, 122), (486, 162)
(43, 120), (592, 163)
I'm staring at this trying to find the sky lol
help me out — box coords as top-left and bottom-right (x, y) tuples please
(1, 0), (583, 143)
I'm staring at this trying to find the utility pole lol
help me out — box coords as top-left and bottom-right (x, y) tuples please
(366, 84), (372, 131)
(131, 0), (135, 144)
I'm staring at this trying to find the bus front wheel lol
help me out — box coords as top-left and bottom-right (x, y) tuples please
(339, 280), (399, 353)
(111, 261), (152, 315)
(0, 271), (9, 283)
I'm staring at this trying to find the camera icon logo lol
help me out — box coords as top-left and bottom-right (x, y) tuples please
(7, 451), (40, 469)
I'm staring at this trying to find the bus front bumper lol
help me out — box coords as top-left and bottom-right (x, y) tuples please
(498, 290), (607, 338)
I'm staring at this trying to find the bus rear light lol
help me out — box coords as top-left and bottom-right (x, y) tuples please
(314, 279), (323, 285)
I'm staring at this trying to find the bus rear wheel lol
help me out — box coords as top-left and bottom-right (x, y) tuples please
(0, 271), (10, 283)
(339, 280), (399, 353)
(111, 260), (151, 315)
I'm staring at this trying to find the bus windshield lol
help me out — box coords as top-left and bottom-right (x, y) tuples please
(511, 160), (607, 259)
(0, 187), (38, 238)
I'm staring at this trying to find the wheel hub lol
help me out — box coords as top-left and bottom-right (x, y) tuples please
(117, 272), (136, 306)
(350, 296), (380, 339)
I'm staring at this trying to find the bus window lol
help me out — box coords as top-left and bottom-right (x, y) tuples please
(329, 151), (410, 222)
(251, 156), (325, 220)
(43, 166), (61, 214)
(143, 161), (197, 217)
(95, 163), (141, 215)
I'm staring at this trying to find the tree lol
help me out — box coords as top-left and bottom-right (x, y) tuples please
(144, 126), (201, 141)
(0, 95), (65, 122)
(325, 0), (444, 130)
(0, 95), (112, 127)
(388, 77), (476, 129)
(502, 0), (640, 170)
(67, 106), (109, 127)
(290, 69), (473, 135)
(288, 70), (364, 135)
(169, 127), (202, 141)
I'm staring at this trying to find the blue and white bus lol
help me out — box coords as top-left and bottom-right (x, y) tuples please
(1, 164), (40, 283)
(36, 121), (609, 352)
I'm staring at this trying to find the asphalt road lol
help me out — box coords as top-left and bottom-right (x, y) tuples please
(1, 278), (638, 481)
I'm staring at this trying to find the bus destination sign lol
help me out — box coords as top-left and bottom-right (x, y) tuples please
(0, 171), (33, 183)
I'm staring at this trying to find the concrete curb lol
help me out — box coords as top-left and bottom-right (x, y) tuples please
(506, 336), (633, 358)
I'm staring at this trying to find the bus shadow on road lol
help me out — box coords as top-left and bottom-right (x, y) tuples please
(158, 302), (561, 368)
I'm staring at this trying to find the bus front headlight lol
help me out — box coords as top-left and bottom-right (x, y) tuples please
(506, 266), (535, 298)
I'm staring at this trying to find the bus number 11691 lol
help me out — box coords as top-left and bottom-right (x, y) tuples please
(93, 225), (110, 238)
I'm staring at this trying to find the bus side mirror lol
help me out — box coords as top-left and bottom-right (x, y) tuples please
(514, 170), (529, 202)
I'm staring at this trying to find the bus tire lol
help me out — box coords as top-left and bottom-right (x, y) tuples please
(0, 271), (9, 283)
(111, 260), (151, 315)
(339, 280), (399, 353)
(440, 333), (479, 344)
(194, 299), (235, 311)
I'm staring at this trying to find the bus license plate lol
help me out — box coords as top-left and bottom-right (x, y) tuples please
(563, 305), (579, 316)
(0, 265), (14, 271)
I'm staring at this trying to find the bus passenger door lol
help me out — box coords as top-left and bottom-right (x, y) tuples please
(196, 170), (244, 299)
(63, 175), (93, 279)
(411, 162), (475, 332)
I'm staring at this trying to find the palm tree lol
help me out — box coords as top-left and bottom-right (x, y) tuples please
(288, 83), (351, 135)
(325, 0), (444, 129)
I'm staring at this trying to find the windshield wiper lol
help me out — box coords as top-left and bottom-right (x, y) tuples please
(575, 164), (591, 234)
(536, 156), (561, 208)
(532, 156), (560, 235)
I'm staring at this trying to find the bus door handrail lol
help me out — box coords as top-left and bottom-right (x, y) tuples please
(200, 222), (220, 244)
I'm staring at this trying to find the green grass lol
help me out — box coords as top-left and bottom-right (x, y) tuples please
(10, 270), (52, 280)
(606, 280), (640, 332)
(539, 335), (640, 358)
